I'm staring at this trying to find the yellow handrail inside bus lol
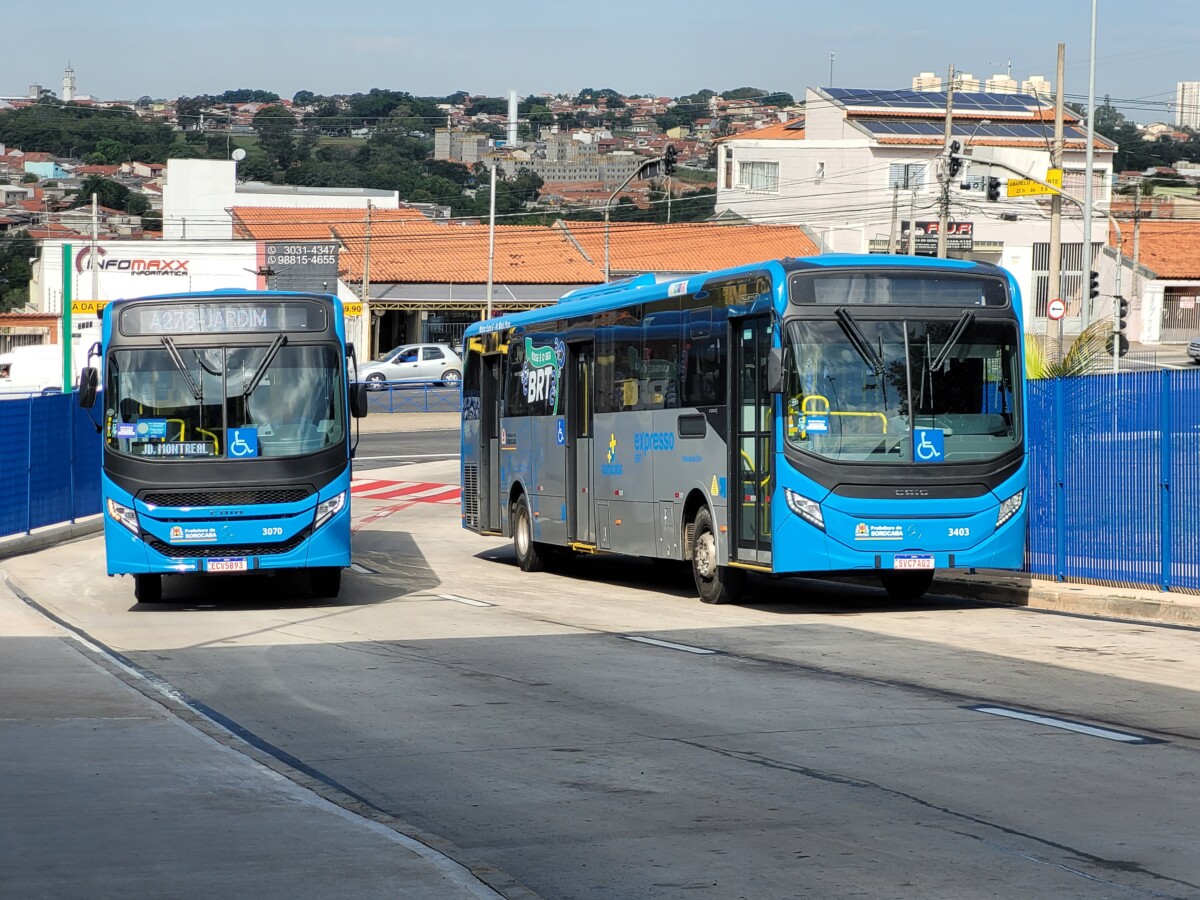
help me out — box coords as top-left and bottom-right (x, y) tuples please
(791, 393), (888, 438)
(195, 427), (219, 455)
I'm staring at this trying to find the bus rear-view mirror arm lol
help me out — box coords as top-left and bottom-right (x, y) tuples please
(77, 366), (103, 432)
(767, 346), (786, 394)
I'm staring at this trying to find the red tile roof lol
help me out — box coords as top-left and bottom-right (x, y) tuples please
(1111, 220), (1200, 279)
(556, 222), (820, 274)
(230, 205), (428, 239)
(333, 222), (606, 284)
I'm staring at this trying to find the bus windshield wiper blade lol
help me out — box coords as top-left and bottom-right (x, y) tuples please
(929, 311), (975, 372)
(244, 333), (287, 397)
(835, 308), (884, 374)
(161, 336), (203, 401)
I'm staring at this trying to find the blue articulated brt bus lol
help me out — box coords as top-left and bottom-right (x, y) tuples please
(78, 290), (368, 603)
(460, 254), (1028, 604)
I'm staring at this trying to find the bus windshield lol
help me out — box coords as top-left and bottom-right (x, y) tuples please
(105, 343), (345, 460)
(783, 316), (1021, 464)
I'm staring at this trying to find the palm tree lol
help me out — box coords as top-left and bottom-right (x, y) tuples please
(1024, 319), (1113, 378)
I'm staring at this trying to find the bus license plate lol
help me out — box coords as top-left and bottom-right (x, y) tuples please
(206, 557), (248, 573)
(894, 554), (934, 570)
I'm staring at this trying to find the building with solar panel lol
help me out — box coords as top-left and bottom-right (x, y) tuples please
(714, 87), (1119, 334)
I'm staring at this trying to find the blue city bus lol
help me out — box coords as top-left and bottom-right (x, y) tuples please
(78, 290), (368, 603)
(460, 255), (1028, 604)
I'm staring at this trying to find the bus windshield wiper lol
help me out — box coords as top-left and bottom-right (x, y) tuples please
(243, 333), (288, 397)
(929, 310), (975, 372)
(834, 308), (884, 374)
(161, 337), (202, 401)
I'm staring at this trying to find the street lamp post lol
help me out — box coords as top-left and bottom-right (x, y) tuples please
(604, 157), (662, 282)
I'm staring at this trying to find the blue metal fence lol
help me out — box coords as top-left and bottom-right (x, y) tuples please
(2, 375), (1197, 594)
(0, 393), (102, 538)
(1026, 368), (1200, 592)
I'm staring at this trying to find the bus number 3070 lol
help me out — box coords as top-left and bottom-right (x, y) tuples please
(262, 527), (283, 536)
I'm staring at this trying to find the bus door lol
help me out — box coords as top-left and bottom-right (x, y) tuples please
(731, 315), (772, 566)
(479, 353), (503, 533)
(565, 341), (594, 544)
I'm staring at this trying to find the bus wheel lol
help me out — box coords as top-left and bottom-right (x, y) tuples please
(134, 573), (162, 604)
(691, 508), (744, 604)
(310, 567), (342, 599)
(880, 570), (934, 602)
(512, 494), (546, 572)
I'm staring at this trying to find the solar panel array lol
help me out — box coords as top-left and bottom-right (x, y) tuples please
(855, 119), (1091, 141)
(826, 87), (1049, 114)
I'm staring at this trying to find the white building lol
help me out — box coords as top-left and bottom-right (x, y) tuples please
(1176, 81), (1200, 130)
(714, 86), (1118, 331)
(161, 159), (400, 241)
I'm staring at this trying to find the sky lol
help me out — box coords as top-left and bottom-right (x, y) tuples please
(6, 1), (1200, 124)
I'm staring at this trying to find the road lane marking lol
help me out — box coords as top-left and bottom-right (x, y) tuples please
(438, 594), (494, 607)
(349, 563), (377, 575)
(623, 635), (716, 655)
(968, 705), (1164, 744)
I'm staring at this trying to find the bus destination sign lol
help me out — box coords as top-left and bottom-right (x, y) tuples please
(121, 302), (325, 336)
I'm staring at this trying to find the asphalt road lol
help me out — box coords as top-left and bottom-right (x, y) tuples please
(6, 449), (1200, 899)
(352, 429), (459, 472)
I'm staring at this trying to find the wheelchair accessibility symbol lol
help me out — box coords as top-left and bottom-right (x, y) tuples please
(228, 427), (259, 459)
(914, 428), (944, 463)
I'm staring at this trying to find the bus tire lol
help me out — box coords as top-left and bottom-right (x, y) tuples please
(880, 570), (934, 602)
(310, 567), (342, 599)
(691, 508), (744, 604)
(512, 494), (546, 572)
(134, 573), (162, 604)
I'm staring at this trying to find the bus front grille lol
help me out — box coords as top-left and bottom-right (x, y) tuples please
(463, 464), (479, 528)
(142, 488), (313, 508)
(146, 526), (313, 559)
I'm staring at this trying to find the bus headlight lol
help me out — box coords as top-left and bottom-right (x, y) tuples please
(106, 497), (139, 535)
(996, 490), (1024, 528)
(314, 491), (346, 530)
(785, 489), (824, 531)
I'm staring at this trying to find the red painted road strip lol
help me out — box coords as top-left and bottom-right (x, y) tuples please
(351, 479), (461, 505)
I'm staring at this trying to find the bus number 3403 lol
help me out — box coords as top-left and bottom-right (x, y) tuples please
(948, 527), (970, 537)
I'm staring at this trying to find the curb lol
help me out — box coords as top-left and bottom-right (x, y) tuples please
(931, 573), (1200, 626)
(0, 517), (103, 561)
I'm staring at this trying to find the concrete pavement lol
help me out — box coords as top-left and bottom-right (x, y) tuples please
(0, 574), (517, 900)
(1, 409), (1196, 896)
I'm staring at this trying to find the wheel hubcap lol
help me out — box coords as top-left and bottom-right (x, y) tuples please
(695, 531), (717, 579)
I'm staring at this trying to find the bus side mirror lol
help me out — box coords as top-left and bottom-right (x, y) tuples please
(767, 347), (785, 394)
(78, 367), (99, 409)
(350, 382), (369, 418)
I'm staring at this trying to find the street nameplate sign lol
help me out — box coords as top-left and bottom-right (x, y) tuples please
(1007, 168), (1063, 198)
(71, 300), (109, 315)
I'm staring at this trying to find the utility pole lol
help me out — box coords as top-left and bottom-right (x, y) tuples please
(1082, 0), (1098, 327)
(1048, 44), (1065, 359)
(486, 162), (497, 319)
(1132, 182), (1142, 305)
(906, 188), (917, 255)
(90, 193), (99, 303)
(361, 201), (372, 358)
(888, 184), (899, 254)
(937, 64), (956, 258)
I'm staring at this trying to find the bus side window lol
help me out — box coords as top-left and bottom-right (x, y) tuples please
(504, 337), (527, 417)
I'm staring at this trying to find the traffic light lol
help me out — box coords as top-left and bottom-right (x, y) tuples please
(1106, 295), (1130, 358)
(947, 140), (962, 178)
(1088, 270), (1100, 302)
(986, 177), (1001, 202)
(664, 145), (677, 176)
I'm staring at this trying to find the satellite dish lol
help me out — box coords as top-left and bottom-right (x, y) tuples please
(231, 148), (247, 161)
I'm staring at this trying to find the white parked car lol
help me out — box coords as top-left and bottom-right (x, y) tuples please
(358, 343), (463, 389)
